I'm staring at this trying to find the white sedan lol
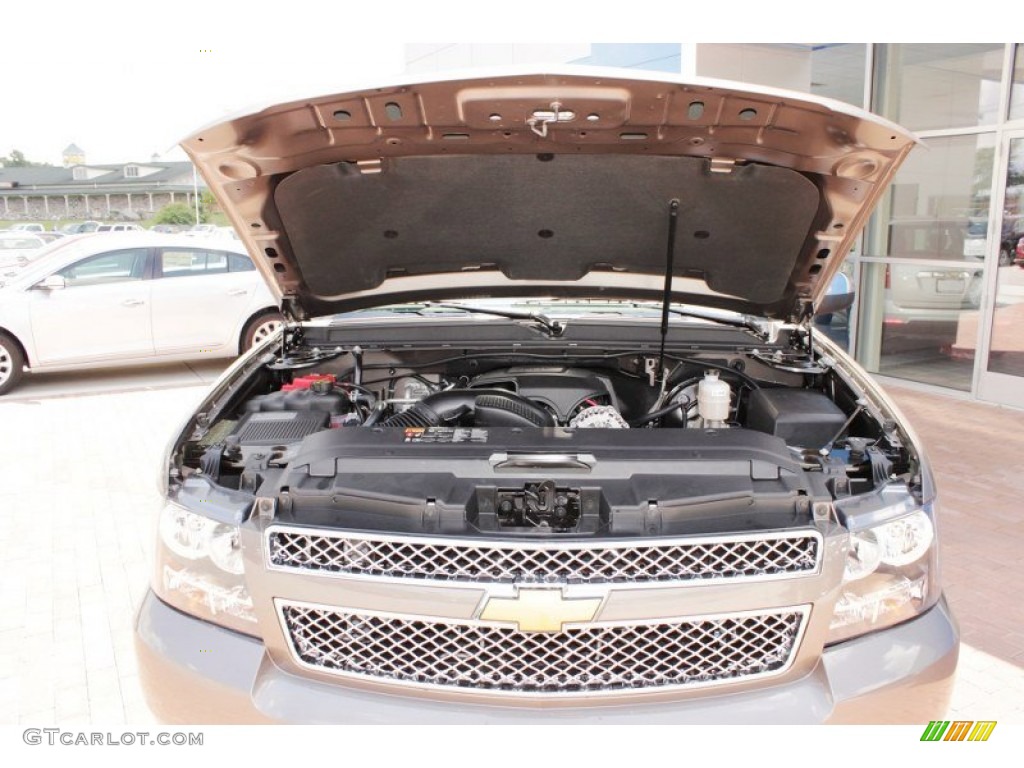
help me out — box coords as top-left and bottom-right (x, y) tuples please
(0, 232), (281, 395)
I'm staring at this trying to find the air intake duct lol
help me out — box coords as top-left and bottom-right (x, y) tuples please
(473, 393), (553, 428)
(380, 389), (553, 429)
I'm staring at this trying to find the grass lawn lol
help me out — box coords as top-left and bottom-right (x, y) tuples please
(1, 212), (230, 231)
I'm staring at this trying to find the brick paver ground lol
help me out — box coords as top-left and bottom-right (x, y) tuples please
(0, 376), (1020, 724)
(882, 384), (1024, 722)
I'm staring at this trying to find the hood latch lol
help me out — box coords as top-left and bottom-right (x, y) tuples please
(527, 101), (575, 138)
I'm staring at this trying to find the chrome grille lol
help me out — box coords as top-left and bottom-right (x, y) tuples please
(267, 528), (820, 584)
(279, 602), (807, 695)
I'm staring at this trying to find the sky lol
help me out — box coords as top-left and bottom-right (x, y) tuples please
(2, 3), (408, 165)
(1, 2), (1007, 167)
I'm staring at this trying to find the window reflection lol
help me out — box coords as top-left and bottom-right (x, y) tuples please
(987, 138), (1024, 377)
(693, 44), (866, 107)
(859, 262), (977, 391)
(1010, 43), (1024, 121)
(868, 134), (996, 263)
(874, 44), (1004, 130)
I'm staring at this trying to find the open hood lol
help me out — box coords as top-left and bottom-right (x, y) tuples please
(183, 69), (917, 322)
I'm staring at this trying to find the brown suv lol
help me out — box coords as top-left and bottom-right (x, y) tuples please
(135, 70), (958, 724)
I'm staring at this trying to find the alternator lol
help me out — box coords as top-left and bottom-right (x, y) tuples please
(569, 405), (630, 429)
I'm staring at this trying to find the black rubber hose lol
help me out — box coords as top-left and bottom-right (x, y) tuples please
(629, 398), (692, 427)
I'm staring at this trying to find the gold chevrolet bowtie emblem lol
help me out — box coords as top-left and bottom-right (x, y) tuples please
(479, 589), (602, 633)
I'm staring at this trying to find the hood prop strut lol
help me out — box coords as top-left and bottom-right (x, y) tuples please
(657, 199), (681, 380)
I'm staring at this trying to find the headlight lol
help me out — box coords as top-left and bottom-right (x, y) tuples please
(874, 512), (933, 567)
(828, 506), (938, 644)
(207, 522), (245, 575)
(159, 503), (215, 560)
(153, 500), (257, 635)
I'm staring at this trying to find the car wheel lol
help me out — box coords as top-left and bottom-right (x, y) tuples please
(242, 312), (284, 352)
(966, 274), (984, 308)
(999, 247), (1012, 267)
(0, 332), (26, 396)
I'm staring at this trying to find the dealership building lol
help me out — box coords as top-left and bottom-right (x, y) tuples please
(406, 44), (1024, 410)
(0, 158), (203, 221)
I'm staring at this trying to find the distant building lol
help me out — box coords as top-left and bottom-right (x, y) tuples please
(62, 143), (86, 167)
(0, 160), (205, 221)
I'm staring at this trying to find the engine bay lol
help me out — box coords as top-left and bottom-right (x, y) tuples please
(174, 320), (916, 537)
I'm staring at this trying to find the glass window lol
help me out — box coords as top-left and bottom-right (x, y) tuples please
(1011, 44), (1024, 122)
(159, 249), (229, 277)
(578, 44), (682, 74)
(870, 134), (996, 261)
(986, 136), (1024, 377)
(228, 253), (255, 272)
(694, 44), (867, 108)
(857, 261), (978, 391)
(207, 251), (228, 272)
(813, 261), (855, 351)
(809, 44), (866, 108)
(873, 44), (1004, 130)
(58, 249), (147, 287)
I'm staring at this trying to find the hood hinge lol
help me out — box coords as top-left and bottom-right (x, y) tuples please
(793, 298), (815, 327)
(709, 157), (738, 174)
(281, 296), (307, 322)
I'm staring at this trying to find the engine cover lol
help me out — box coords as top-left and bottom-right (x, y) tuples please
(468, 367), (616, 422)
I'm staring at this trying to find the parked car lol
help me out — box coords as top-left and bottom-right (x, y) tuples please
(963, 215), (1020, 266)
(61, 220), (101, 235)
(184, 223), (218, 237)
(885, 218), (983, 324)
(1016, 235), (1024, 267)
(0, 232), (280, 395)
(6, 223), (46, 233)
(95, 223), (142, 233)
(0, 232), (46, 272)
(135, 71), (957, 724)
(208, 226), (240, 240)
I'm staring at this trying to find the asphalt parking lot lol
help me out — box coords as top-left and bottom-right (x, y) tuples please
(0, 364), (1022, 724)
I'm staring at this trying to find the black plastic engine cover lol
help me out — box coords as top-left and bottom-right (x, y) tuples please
(262, 426), (821, 536)
(745, 388), (846, 449)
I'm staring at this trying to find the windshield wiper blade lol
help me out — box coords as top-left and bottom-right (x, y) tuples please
(668, 307), (770, 340)
(634, 303), (770, 340)
(424, 302), (565, 337)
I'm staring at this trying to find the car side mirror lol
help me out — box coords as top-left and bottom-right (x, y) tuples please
(36, 274), (67, 291)
(815, 291), (855, 317)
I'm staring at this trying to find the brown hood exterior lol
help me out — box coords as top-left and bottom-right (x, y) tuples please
(182, 69), (917, 321)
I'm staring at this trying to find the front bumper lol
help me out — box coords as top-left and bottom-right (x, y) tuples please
(135, 590), (958, 724)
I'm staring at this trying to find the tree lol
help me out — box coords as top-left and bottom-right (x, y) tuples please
(1, 149), (52, 167)
(152, 202), (199, 226)
(200, 190), (217, 219)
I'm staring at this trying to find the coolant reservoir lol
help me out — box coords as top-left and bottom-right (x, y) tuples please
(698, 370), (731, 426)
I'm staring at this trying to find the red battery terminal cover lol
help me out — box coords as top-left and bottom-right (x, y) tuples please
(281, 373), (337, 391)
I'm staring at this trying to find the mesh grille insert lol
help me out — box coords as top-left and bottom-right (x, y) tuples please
(267, 529), (820, 584)
(279, 603), (806, 695)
